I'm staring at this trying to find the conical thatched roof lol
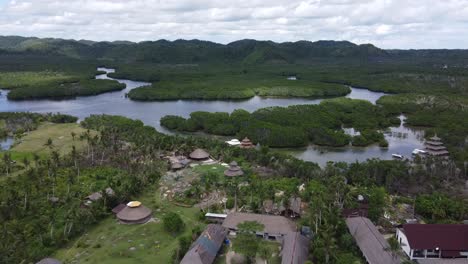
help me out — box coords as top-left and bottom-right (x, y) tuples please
(117, 201), (152, 224)
(224, 161), (244, 177)
(189, 148), (210, 160)
(171, 162), (184, 170)
(36, 258), (62, 264)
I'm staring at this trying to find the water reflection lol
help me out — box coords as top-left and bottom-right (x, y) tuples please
(0, 68), (425, 164)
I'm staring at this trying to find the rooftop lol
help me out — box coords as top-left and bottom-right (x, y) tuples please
(346, 217), (401, 264)
(180, 224), (227, 264)
(281, 232), (310, 264)
(222, 213), (296, 235)
(402, 224), (468, 251)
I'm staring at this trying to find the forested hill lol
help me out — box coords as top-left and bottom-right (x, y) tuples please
(3, 35), (467, 65)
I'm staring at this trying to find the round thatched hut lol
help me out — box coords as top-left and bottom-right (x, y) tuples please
(36, 258), (62, 264)
(224, 161), (244, 177)
(240, 137), (254, 149)
(116, 201), (152, 224)
(171, 162), (184, 171)
(189, 148), (210, 160)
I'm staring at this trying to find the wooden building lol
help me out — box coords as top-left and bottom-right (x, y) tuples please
(424, 135), (449, 156)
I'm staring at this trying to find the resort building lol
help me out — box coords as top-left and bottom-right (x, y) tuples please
(224, 161), (244, 177)
(240, 137), (254, 149)
(346, 217), (402, 264)
(424, 135), (449, 157)
(116, 201), (152, 224)
(189, 148), (210, 160)
(281, 232), (310, 264)
(222, 212), (296, 240)
(180, 224), (228, 264)
(396, 224), (468, 260)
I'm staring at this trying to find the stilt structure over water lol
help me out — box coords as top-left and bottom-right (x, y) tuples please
(424, 135), (449, 157)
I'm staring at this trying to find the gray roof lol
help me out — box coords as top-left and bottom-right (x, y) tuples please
(116, 204), (152, 224)
(180, 224), (227, 264)
(281, 232), (310, 264)
(190, 148), (210, 160)
(224, 161), (244, 177)
(222, 213), (296, 235)
(289, 197), (302, 215)
(346, 217), (401, 264)
(36, 258), (62, 264)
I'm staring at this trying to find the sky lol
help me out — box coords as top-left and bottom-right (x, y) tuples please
(0, 0), (468, 49)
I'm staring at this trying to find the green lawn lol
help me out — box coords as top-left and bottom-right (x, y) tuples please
(53, 186), (205, 264)
(0, 71), (75, 89)
(11, 122), (92, 157)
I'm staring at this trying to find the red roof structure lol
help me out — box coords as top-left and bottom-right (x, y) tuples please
(402, 224), (468, 251)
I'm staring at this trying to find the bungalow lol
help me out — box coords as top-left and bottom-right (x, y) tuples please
(396, 224), (468, 260)
(180, 224), (227, 264)
(222, 212), (296, 241)
(346, 217), (401, 264)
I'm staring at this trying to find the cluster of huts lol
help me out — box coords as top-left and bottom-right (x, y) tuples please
(167, 148), (212, 171)
(181, 212), (311, 264)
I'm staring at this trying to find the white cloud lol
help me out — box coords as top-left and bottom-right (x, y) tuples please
(0, 0), (467, 48)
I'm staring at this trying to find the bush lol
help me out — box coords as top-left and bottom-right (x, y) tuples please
(163, 212), (185, 235)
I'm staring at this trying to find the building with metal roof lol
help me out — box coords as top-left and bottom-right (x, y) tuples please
(281, 232), (310, 264)
(396, 224), (468, 260)
(346, 217), (401, 264)
(180, 224), (227, 264)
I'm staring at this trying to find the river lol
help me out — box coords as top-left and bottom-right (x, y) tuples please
(0, 68), (425, 164)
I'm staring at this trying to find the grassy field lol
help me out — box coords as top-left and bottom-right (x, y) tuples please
(11, 122), (92, 157)
(53, 186), (204, 264)
(0, 71), (76, 89)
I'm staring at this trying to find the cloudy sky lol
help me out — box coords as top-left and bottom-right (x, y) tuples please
(0, 0), (467, 49)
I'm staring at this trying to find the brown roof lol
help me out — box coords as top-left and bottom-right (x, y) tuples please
(430, 135), (441, 141)
(281, 232), (310, 264)
(112, 203), (127, 214)
(222, 213), (296, 235)
(224, 161), (244, 177)
(180, 224), (227, 264)
(346, 217), (401, 264)
(241, 137), (254, 148)
(402, 224), (468, 251)
(86, 187), (115, 201)
(425, 140), (444, 146)
(190, 149), (210, 160)
(36, 258), (62, 264)
(171, 162), (184, 170)
(288, 197), (302, 215)
(116, 204), (152, 224)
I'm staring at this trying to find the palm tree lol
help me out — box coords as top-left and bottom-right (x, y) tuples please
(2, 152), (12, 177)
(44, 138), (54, 150)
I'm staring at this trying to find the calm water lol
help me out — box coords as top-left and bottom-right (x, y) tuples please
(281, 115), (425, 165)
(0, 68), (425, 164)
(0, 137), (14, 151)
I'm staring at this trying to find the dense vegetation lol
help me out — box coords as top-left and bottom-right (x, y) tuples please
(161, 98), (397, 147)
(124, 65), (350, 100)
(1, 114), (466, 263)
(7, 78), (125, 100)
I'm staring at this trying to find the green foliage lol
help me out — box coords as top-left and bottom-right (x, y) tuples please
(232, 233), (260, 262)
(163, 212), (185, 235)
(160, 98), (396, 148)
(7, 79), (126, 100)
(367, 187), (387, 222)
(415, 193), (467, 223)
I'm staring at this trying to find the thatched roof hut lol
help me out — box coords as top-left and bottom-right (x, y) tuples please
(240, 137), (254, 148)
(224, 161), (244, 177)
(116, 201), (152, 224)
(36, 258), (62, 264)
(189, 148), (210, 160)
(171, 162), (184, 171)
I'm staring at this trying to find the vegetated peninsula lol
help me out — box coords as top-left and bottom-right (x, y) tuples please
(161, 98), (398, 148)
